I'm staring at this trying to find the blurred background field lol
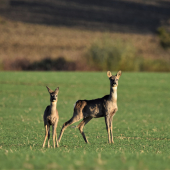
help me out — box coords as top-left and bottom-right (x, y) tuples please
(0, 0), (170, 71)
(0, 71), (170, 170)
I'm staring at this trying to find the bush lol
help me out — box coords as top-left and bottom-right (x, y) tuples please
(85, 37), (170, 72)
(140, 58), (170, 72)
(27, 57), (76, 71)
(85, 37), (142, 71)
(157, 27), (170, 49)
(1, 57), (77, 71)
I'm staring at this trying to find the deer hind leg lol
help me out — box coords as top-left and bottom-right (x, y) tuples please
(58, 115), (82, 143)
(77, 117), (92, 143)
(43, 124), (49, 148)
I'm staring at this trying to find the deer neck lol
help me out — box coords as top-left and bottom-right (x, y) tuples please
(110, 86), (117, 103)
(50, 101), (57, 115)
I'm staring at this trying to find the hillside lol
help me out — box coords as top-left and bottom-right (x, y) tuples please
(1, 0), (170, 33)
(0, 0), (170, 71)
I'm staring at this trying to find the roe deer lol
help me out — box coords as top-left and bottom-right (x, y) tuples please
(58, 70), (122, 144)
(43, 86), (59, 148)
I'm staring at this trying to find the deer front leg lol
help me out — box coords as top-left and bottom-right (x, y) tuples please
(105, 116), (111, 143)
(52, 121), (59, 148)
(54, 120), (59, 147)
(53, 126), (59, 148)
(77, 117), (92, 143)
(43, 125), (48, 148)
(109, 116), (114, 144)
(52, 126), (56, 148)
(56, 134), (59, 147)
(47, 125), (50, 148)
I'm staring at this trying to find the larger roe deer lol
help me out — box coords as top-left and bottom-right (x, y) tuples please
(43, 86), (59, 148)
(58, 70), (122, 144)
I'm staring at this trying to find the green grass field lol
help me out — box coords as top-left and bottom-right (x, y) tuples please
(0, 71), (170, 170)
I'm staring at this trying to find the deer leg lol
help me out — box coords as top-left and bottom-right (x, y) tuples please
(77, 117), (92, 143)
(54, 120), (59, 147)
(47, 125), (50, 148)
(43, 125), (48, 148)
(58, 115), (82, 143)
(52, 125), (56, 148)
(109, 116), (114, 143)
(105, 116), (111, 143)
(56, 132), (59, 147)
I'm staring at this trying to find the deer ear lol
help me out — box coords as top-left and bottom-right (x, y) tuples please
(46, 86), (53, 93)
(107, 71), (112, 78)
(55, 87), (59, 93)
(116, 70), (122, 78)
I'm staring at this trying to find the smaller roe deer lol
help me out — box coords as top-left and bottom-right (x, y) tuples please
(43, 86), (59, 148)
(58, 70), (122, 144)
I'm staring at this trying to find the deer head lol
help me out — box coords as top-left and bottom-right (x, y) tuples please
(107, 70), (122, 87)
(46, 86), (59, 102)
